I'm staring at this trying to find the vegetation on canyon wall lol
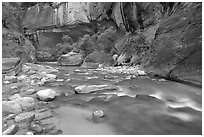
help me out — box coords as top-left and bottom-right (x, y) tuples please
(2, 2), (202, 86)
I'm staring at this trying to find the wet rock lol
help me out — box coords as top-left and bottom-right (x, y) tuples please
(2, 101), (22, 114)
(2, 125), (19, 135)
(36, 89), (56, 101)
(14, 97), (35, 111)
(29, 123), (43, 133)
(26, 132), (34, 135)
(8, 94), (21, 101)
(135, 94), (163, 103)
(14, 112), (35, 123)
(158, 78), (166, 82)
(75, 85), (117, 94)
(57, 52), (83, 66)
(92, 110), (105, 118)
(4, 76), (17, 83)
(56, 79), (64, 82)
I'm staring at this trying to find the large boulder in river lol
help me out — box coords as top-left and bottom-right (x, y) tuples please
(57, 52), (83, 66)
(36, 89), (57, 101)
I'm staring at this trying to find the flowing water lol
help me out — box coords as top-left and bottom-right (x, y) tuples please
(40, 62), (202, 135)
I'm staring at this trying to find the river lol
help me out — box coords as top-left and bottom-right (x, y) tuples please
(35, 62), (202, 135)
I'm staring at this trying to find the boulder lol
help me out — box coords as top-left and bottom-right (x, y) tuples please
(14, 97), (35, 111)
(2, 125), (19, 135)
(57, 52), (83, 66)
(75, 85), (117, 94)
(2, 101), (22, 114)
(36, 89), (56, 101)
(14, 112), (35, 123)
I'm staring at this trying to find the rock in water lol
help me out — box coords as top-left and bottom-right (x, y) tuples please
(29, 124), (43, 133)
(14, 97), (35, 111)
(2, 125), (19, 135)
(36, 89), (56, 101)
(14, 112), (35, 123)
(2, 101), (22, 114)
(92, 110), (105, 118)
(75, 85), (117, 94)
(57, 52), (83, 66)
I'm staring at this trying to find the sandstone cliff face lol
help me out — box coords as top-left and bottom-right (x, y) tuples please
(145, 2), (202, 86)
(22, 2), (90, 30)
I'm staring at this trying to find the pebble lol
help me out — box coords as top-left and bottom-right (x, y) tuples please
(3, 81), (10, 84)
(26, 132), (34, 135)
(158, 78), (166, 82)
(56, 79), (64, 82)
(11, 86), (18, 89)
(92, 110), (105, 118)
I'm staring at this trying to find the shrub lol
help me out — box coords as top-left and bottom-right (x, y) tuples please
(116, 32), (147, 55)
(56, 35), (74, 55)
(96, 27), (118, 54)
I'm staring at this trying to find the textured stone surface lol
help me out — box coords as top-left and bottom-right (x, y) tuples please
(144, 3), (202, 86)
(36, 89), (56, 101)
(14, 112), (35, 123)
(14, 97), (35, 111)
(2, 101), (22, 114)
